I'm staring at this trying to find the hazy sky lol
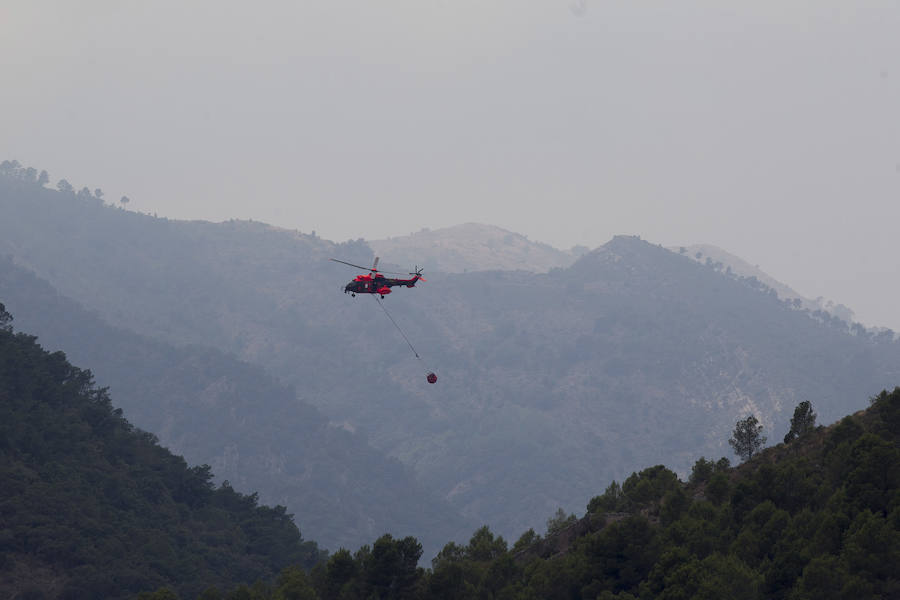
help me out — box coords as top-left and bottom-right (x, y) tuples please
(2, 1), (899, 329)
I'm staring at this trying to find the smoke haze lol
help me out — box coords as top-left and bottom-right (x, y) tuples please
(2, 0), (898, 328)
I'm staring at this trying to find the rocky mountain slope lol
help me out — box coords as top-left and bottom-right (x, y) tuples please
(370, 222), (582, 273)
(673, 243), (856, 322)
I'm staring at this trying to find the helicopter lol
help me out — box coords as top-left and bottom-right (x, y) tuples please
(330, 257), (425, 298)
(330, 256), (437, 384)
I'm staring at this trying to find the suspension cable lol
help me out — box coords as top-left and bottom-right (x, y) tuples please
(373, 296), (420, 359)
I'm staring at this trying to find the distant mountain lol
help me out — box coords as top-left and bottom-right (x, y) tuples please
(370, 223), (582, 273)
(672, 244), (856, 322)
(3, 165), (899, 545)
(0, 314), (322, 599)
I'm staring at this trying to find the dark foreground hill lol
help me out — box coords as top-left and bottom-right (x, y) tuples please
(0, 306), (322, 599)
(3, 163), (900, 542)
(211, 389), (899, 600)
(0, 259), (471, 560)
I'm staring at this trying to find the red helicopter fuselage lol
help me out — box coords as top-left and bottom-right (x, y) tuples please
(343, 273), (421, 296)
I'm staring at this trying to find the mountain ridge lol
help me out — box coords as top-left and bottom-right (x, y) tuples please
(3, 166), (899, 543)
(672, 243), (857, 324)
(370, 222), (583, 273)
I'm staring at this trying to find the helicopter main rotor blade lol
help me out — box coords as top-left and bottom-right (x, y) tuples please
(329, 258), (374, 271)
(330, 257), (418, 276)
(371, 256), (421, 275)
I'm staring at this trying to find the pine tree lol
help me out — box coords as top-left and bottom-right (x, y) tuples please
(0, 302), (11, 331)
(783, 401), (817, 443)
(729, 415), (767, 462)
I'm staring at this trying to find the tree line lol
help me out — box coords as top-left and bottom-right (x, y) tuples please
(136, 390), (898, 599)
(1, 158), (130, 206)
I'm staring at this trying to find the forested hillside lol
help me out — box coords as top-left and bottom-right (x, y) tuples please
(0, 260), (471, 559)
(3, 162), (899, 542)
(0, 305), (322, 599)
(199, 389), (900, 599)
